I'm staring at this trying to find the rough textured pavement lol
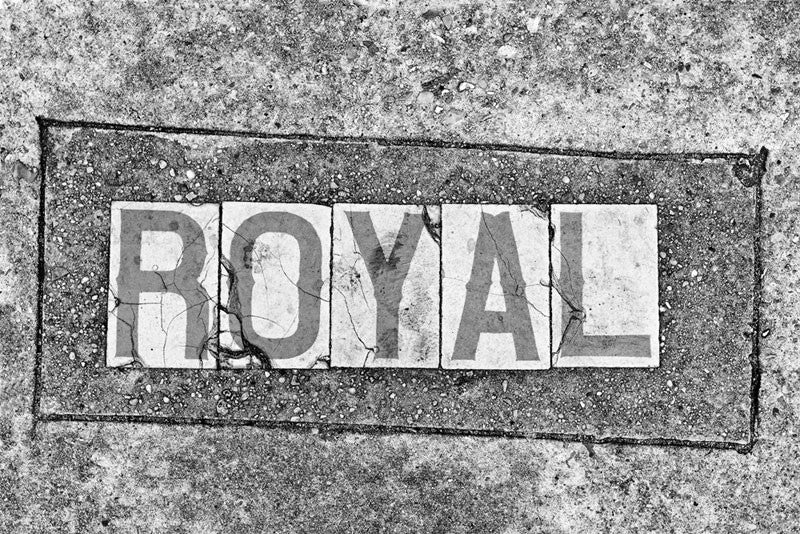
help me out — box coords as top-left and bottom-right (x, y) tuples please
(1, 1), (799, 532)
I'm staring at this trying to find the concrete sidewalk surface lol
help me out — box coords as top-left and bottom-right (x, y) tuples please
(0, 1), (798, 532)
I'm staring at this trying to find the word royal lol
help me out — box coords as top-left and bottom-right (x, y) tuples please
(106, 201), (659, 370)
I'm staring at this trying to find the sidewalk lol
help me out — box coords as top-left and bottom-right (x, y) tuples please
(0, 2), (797, 532)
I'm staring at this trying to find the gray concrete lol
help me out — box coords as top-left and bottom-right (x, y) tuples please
(1, 1), (799, 532)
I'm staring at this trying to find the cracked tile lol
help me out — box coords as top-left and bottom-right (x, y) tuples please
(331, 204), (440, 368)
(219, 203), (331, 369)
(441, 204), (550, 370)
(551, 204), (659, 368)
(106, 201), (219, 369)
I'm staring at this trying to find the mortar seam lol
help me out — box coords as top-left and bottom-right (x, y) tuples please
(31, 118), (49, 437)
(37, 117), (757, 163)
(36, 412), (752, 452)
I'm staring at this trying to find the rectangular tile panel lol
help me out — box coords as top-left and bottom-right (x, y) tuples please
(38, 123), (757, 444)
(441, 204), (550, 370)
(551, 204), (659, 368)
(331, 204), (440, 368)
(219, 202), (331, 369)
(106, 201), (219, 369)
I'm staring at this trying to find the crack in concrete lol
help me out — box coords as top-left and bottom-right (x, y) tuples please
(478, 207), (549, 318)
(548, 240), (585, 364)
(519, 205), (547, 220)
(107, 286), (146, 368)
(548, 277), (585, 364)
(219, 221), (332, 369)
(222, 221), (330, 304)
(337, 223), (372, 307)
(333, 249), (371, 308)
(112, 214), (221, 367)
(334, 285), (376, 365)
(421, 205), (441, 246)
(216, 255), (272, 369)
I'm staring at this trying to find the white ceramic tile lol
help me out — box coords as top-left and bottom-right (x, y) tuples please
(331, 204), (440, 368)
(441, 205), (550, 370)
(106, 201), (219, 368)
(551, 204), (659, 368)
(219, 203), (331, 369)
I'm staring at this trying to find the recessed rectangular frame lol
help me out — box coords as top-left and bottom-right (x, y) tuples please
(33, 119), (763, 451)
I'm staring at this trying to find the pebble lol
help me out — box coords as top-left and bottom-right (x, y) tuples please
(429, 32), (445, 44)
(497, 44), (519, 58)
(458, 81), (475, 92)
(158, 160), (167, 169)
(417, 91), (435, 105)
(185, 169), (196, 180)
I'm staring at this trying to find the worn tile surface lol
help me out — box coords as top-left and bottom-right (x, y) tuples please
(551, 204), (659, 368)
(106, 201), (219, 369)
(39, 126), (755, 443)
(219, 202), (331, 369)
(332, 204), (440, 368)
(441, 204), (550, 370)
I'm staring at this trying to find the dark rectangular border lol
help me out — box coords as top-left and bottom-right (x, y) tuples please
(31, 117), (766, 453)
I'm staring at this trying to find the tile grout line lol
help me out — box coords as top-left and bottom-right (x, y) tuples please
(438, 205), (443, 369)
(216, 202), (223, 371)
(327, 152), (334, 369)
(548, 204), (554, 369)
